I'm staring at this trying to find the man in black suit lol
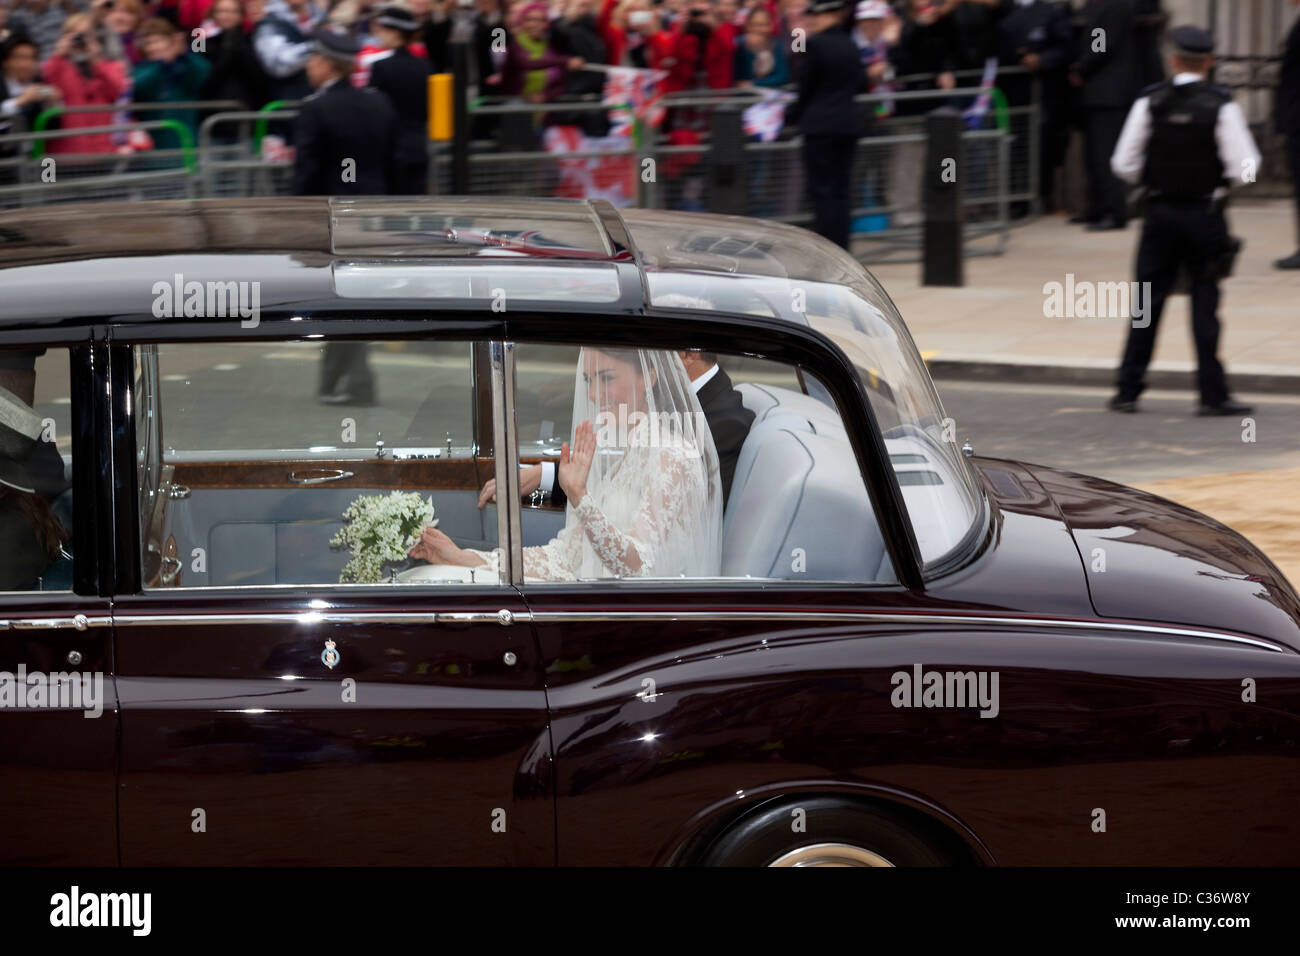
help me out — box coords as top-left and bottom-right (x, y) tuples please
(1069, 0), (1140, 230)
(786, 0), (867, 250)
(479, 351), (755, 511)
(998, 1), (1073, 212)
(295, 26), (397, 405)
(292, 25), (399, 197)
(1276, 0), (1300, 269)
(370, 6), (434, 195)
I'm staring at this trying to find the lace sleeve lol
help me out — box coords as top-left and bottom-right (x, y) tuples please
(463, 547), (501, 582)
(519, 520), (584, 581)
(575, 447), (699, 577)
(461, 519), (583, 583)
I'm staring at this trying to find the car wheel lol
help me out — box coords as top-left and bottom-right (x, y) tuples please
(696, 797), (961, 867)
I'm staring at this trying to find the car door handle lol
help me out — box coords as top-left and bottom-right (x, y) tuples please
(288, 469), (356, 485)
(437, 610), (530, 626)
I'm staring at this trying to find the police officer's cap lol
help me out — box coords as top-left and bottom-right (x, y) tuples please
(854, 1), (889, 19)
(375, 5), (419, 32)
(1170, 25), (1214, 56)
(807, 0), (848, 13)
(312, 24), (361, 64)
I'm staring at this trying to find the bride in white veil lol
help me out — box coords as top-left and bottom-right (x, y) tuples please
(410, 347), (724, 581)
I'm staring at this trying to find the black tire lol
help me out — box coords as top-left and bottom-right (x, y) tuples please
(695, 796), (961, 867)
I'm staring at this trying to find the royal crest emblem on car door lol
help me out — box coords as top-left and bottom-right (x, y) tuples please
(321, 639), (340, 670)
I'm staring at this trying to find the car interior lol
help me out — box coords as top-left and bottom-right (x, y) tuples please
(130, 340), (974, 588)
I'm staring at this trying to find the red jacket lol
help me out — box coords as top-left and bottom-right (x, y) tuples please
(666, 22), (735, 92)
(41, 56), (129, 154)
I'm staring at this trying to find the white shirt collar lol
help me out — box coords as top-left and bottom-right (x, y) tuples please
(1173, 72), (1207, 85)
(691, 363), (720, 393)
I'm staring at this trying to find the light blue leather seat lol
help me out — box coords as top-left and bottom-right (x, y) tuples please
(722, 387), (892, 582)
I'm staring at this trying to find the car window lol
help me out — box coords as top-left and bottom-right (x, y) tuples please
(645, 270), (981, 568)
(507, 342), (896, 586)
(0, 347), (74, 593)
(137, 338), (502, 589)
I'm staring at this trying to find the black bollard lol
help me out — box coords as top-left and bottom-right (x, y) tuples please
(922, 106), (964, 287)
(708, 106), (747, 217)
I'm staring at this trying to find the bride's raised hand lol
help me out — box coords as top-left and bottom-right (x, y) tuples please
(558, 419), (596, 503)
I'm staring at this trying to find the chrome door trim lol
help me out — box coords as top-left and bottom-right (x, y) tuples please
(490, 340), (523, 586)
(97, 608), (1288, 652)
(521, 609), (1290, 653)
(5, 614), (112, 631)
(112, 610), (531, 627)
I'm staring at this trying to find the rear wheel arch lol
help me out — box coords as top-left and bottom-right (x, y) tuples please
(667, 790), (988, 867)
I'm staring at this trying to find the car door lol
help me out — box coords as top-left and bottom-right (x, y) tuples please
(109, 328), (553, 865)
(0, 341), (117, 865)
(504, 332), (927, 865)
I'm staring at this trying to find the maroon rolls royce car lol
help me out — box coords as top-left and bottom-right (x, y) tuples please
(0, 197), (1297, 867)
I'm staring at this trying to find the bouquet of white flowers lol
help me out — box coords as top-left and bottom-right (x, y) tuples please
(330, 491), (436, 584)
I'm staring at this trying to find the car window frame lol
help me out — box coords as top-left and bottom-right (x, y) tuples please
(497, 311), (933, 592)
(106, 313), (511, 597)
(0, 331), (107, 599)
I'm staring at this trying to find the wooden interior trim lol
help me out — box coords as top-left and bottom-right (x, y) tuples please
(172, 456), (495, 491)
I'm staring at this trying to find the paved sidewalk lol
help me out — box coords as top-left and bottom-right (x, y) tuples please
(867, 199), (1300, 392)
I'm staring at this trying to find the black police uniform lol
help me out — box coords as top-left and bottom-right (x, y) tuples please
(1114, 75), (1241, 411)
(370, 46), (434, 195)
(293, 79), (399, 196)
(787, 4), (866, 250)
(294, 28), (398, 405)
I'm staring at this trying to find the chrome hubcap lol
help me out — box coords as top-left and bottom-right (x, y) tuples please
(767, 843), (896, 867)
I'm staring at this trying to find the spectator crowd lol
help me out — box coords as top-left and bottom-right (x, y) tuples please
(0, 0), (1209, 220)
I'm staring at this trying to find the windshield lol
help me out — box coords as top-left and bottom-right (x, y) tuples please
(627, 213), (980, 568)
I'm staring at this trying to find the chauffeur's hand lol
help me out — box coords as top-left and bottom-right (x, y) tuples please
(477, 464), (543, 508)
(557, 420), (596, 504)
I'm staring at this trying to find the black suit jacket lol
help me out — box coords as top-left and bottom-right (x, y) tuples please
(1074, 0), (1140, 109)
(551, 366), (755, 511)
(292, 80), (397, 196)
(1279, 13), (1300, 135)
(370, 48), (433, 167)
(786, 23), (867, 138)
(998, 1), (1073, 117)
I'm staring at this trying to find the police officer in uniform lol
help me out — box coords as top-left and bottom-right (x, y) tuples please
(369, 5), (434, 195)
(293, 25), (399, 197)
(295, 25), (399, 404)
(786, 0), (866, 251)
(1108, 26), (1260, 416)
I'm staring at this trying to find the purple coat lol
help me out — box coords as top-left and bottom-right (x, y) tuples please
(500, 38), (571, 100)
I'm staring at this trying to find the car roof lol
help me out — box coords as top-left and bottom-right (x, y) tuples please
(0, 197), (881, 324)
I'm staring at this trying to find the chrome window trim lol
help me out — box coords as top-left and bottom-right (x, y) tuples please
(491, 341), (523, 586)
(99, 608), (1288, 653)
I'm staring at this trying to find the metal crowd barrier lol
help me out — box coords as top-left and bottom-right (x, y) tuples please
(0, 121), (200, 208)
(0, 71), (1039, 263)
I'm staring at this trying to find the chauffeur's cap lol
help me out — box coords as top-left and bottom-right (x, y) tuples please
(1169, 25), (1215, 56)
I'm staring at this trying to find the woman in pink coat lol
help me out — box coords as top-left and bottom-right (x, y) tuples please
(41, 12), (129, 154)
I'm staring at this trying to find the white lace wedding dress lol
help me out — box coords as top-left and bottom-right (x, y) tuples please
(411, 348), (724, 583)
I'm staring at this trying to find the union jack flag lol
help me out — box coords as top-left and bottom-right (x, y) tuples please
(600, 66), (668, 139)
